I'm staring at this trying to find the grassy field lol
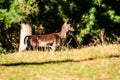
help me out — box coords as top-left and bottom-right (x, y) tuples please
(0, 44), (120, 80)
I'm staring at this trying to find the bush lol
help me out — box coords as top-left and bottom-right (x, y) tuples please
(0, 43), (6, 53)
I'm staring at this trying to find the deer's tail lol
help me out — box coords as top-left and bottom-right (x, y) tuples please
(24, 35), (30, 45)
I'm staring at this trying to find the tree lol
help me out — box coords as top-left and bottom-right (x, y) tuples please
(19, 22), (32, 52)
(0, 0), (120, 52)
(0, 0), (39, 52)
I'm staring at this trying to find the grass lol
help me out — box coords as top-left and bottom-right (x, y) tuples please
(0, 44), (120, 80)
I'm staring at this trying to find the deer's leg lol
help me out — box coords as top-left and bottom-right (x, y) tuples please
(40, 47), (44, 51)
(32, 46), (35, 51)
(44, 46), (47, 51)
(49, 46), (56, 52)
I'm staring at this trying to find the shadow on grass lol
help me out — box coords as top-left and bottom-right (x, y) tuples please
(0, 54), (120, 67)
(0, 60), (74, 67)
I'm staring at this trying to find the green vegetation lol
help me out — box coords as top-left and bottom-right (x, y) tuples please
(0, 43), (6, 53)
(0, 0), (120, 52)
(0, 44), (120, 80)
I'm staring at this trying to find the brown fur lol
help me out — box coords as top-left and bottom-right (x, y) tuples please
(24, 34), (61, 51)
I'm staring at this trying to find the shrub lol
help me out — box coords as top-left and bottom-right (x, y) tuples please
(0, 43), (6, 53)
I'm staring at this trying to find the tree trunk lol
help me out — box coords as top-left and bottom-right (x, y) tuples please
(19, 23), (32, 52)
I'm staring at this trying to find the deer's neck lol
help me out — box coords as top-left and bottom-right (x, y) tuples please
(58, 27), (68, 39)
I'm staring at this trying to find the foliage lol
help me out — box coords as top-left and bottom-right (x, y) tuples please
(0, 43), (6, 53)
(0, 0), (120, 51)
(0, 0), (39, 51)
(34, 0), (120, 46)
(0, 0), (39, 29)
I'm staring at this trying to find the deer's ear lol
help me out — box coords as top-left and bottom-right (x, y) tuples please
(64, 18), (69, 22)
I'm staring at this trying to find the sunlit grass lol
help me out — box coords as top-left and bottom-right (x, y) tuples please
(0, 44), (120, 80)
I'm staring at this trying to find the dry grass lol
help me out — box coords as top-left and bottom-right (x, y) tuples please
(0, 44), (120, 80)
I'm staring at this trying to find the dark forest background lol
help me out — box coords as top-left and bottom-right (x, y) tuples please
(0, 0), (120, 53)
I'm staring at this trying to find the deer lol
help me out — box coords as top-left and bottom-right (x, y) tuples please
(24, 22), (74, 51)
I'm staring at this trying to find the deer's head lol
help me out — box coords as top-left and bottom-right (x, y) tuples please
(62, 22), (75, 32)
(60, 22), (75, 39)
